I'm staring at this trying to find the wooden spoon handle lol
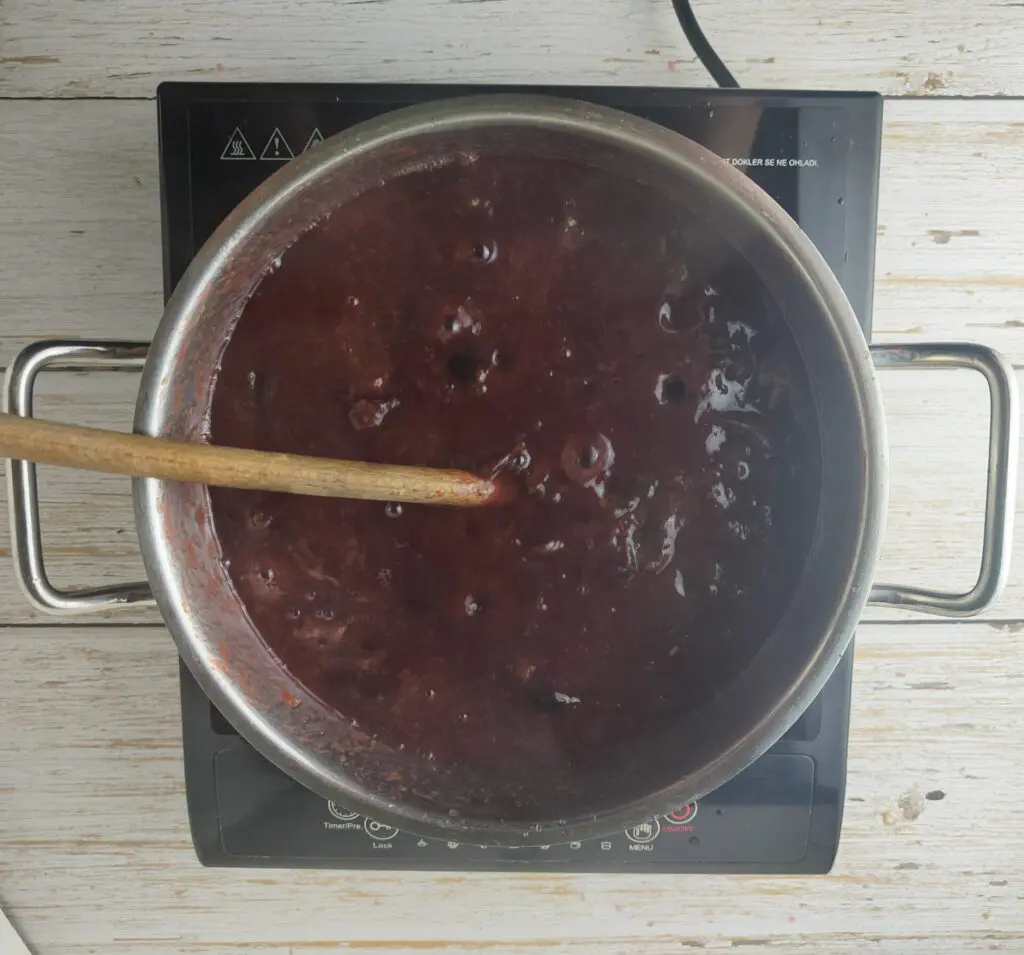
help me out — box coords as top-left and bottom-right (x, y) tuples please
(0, 413), (497, 507)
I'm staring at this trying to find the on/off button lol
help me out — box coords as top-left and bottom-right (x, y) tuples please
(664, 802), (698, 824)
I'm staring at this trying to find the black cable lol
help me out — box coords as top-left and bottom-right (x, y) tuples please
(671, 0), (739, 88)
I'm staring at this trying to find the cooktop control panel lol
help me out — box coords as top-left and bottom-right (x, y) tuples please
(181, 648), (852, 873)
(213, 743), (812, 867)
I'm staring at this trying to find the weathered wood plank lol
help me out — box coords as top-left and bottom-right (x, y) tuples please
(0, 623), (1020, 953)
(1, 0), (1023, 98)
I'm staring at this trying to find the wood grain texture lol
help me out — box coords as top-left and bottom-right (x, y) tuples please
(0, 414), (499, 507)
(874, 101), (1024, 363)
(0, 623), (1020, 953)
(1, 0), (1024, 98)
(0, 101), (164, 356)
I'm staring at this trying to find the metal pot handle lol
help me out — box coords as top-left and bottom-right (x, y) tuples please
(868, 343), (1019, 617)
(3, 339), (156, 614)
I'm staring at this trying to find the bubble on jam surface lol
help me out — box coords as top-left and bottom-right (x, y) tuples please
(256, 567), (276, 586)
(247, 508), (273, 531)
(471, 240), (497, 263)
(522, 466), (549, 496)
(561, 432), (614, 486)
(514, 659), (537, 683)
(727, 321), (757, 342)
(464, 595), (482, 616)
(536, 540), (565, 554)
(654, 373), (687, 405)
(315, 608), (336, 620)
(728, 520), (749, 541)
(737, 460), (751, 481)
(711, 482), (735, 510)
(286, 607), (301, 621)
(491, 445), (531, 479)
(658, 301), (676, 332)
(674, 570), (686, 597)
(651, 514), (683, 574)
(694, 368), (761, 421)
(553, 691), (582, 705)
(621, 515), (641, 575)
(383, 502), (403, 520)
(705, 424), (726, 456)
(440, 303), (479, 339)
(349, 396), (399, 431)
(474, 361), (493, 391)
(246, 370), (257, 391)
(614, 496), (640, 518)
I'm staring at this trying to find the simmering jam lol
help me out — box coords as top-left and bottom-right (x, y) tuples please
(207, 153), (821, 786)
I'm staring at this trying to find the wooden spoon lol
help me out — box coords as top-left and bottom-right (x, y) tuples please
(0, 413), (498, 507)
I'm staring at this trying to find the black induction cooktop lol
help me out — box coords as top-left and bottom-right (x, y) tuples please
(157, 82), (882, 873)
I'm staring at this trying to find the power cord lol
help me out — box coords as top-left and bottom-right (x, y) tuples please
(671, 0), (739, 88)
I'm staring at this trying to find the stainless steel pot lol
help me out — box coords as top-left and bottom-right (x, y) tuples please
(5, 96), (1018, 846)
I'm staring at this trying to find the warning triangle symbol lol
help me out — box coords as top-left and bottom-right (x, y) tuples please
(260, 127), (294, 161)
(220, 127), (256, 160)
(303, 127), (325, 152)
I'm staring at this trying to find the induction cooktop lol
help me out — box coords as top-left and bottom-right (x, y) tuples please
(157, 82), (881, 872)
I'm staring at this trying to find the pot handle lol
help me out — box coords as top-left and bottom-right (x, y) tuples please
(3, 339), (156, 614)
(867, 343), (1019, 617)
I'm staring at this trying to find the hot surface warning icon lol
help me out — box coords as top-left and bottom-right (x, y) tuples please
(260, 128), (294, 161)
(220, 127), (256, 160)
(303, 128), (325, 152)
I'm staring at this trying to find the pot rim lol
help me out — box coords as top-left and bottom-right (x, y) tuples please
(133, 94), (887, 844)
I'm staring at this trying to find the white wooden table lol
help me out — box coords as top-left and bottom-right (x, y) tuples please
(2, 2), (1024, 952)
